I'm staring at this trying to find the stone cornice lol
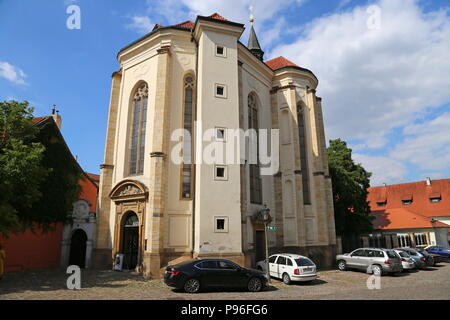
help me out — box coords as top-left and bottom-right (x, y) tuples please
(270, 83), (297, 95)
(100, 164), (114, 170)
(157, 45), (171, 55)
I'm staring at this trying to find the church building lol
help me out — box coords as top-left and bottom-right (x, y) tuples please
(93, 13), (337, 277)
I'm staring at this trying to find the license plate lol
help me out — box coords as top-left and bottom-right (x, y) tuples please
(304, 267), (313, 272)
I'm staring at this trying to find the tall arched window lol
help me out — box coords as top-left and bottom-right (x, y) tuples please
(248, 93), (262, 204)
(297, 103), (311, 204)
(129, 83), (148, 176)
(181, 75), (195, 199)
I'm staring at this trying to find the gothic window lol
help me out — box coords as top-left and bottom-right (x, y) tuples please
(181, 75), (195, 199)
(248, 93), (262, 204)
(129, 83), (148, 176)
(297, 103), (311, 205)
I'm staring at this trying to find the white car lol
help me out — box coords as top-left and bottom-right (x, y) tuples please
(256, 253), (318, 284)
(393, 249), (415, 270)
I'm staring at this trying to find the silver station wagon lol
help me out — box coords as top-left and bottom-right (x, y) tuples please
(336, 248), (403, 276)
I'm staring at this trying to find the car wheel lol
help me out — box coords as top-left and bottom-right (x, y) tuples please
(184, 278), (201, 293)
(337, 260), (347, 271)
(248, 277), (263, 292)
(282, 273), (291, 285)
(372, 265), (382, 276)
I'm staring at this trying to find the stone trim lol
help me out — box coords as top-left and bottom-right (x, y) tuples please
(157, 45), (171, 55)
(109, 179), (148, 201)
(100, 164), (114, 169)
(313, 171), (325, 176)
(150, 151), (166, 158)
(270, 84), (296, 95)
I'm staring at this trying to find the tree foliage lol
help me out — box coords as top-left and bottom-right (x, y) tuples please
(327, 139), (374, 236)
(0, 100), (82, 236)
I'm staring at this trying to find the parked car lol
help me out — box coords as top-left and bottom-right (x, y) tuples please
(416, 248), (441, 266)
(393, 249), (415, 271)
(336, 248), (403, 276)
(425, 246), (450, 260)
(256, 253), (318, 284)
(394, 248), (427, 269)
(164, 259), (267, 293)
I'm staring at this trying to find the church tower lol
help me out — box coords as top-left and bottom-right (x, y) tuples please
(94, 12), (337, 277)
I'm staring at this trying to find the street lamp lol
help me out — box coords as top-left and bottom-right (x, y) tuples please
(255, 204), (272, 284)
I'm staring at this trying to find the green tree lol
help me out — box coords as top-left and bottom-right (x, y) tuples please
(0, 100), (82, 236)
(327, 139), (374, 236)
(0, 100), (49, 235)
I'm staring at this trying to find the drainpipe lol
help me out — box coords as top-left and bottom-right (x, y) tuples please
(191, 31), (199, 258)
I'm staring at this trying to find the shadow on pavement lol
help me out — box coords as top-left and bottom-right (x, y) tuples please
(0, 267), (143, 295)
(420, 267), (439, 272)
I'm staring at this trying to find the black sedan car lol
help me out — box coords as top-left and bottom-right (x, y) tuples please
(417, 249), (443, 266)
(164, 259), (267, 293)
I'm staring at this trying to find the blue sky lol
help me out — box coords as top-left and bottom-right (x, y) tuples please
(1, 0), (449, 186)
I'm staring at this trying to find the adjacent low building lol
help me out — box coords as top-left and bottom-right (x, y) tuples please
(0, 114), (99, 272)
(366, 178), (450, 249)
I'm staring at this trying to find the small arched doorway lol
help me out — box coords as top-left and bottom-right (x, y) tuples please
(69, 229), (87, 268)
(122, 212), (139, 270)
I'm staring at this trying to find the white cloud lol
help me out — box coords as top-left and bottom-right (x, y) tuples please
(391, 112), (450, 172)
(271, 0), (450, 147)
(353, 153), (407, 186)
(0, 61), (27, 85)
(131, 0), (306, 41)
(270, 0), (450, 185)
(126, 15), (153, 34)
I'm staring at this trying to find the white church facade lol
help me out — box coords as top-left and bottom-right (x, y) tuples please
(93, 13), (337, 278)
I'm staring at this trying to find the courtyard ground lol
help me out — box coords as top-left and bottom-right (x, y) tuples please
(1, 261), (450, 300)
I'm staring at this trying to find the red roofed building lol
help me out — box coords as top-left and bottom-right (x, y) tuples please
(1, 113), (99, 271)
(366, 178), (450, 249)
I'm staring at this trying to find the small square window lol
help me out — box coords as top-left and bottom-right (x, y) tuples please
(215, 84), (227, 98)
(217, 167), (225, 177)
(214, 216), (229, 233)
(214, 165), (228, 181)
(376, 202), (386, 207)
(402, 200), (412, 205)
(215, 127), (226, 141)
(430, 198), (441, 203)
(215, 45), (226, 57)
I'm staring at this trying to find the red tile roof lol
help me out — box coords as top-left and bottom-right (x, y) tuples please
(170, 13), (229, 31)
(372, 208), (448, 230)
(173, 20), (195, 30)
(31, 116), (50, 124)
(368, 179), (450, 230)
(265, 56), (300, 70)
(208, 13), (229, 21)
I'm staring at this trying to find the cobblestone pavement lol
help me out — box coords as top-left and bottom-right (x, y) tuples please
(1, 262), (450, 300)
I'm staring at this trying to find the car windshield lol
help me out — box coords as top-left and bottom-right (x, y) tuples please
(295, 258), (314, 266)
(419, 250), (429, 256)
(408, 250), (419, 256)
(398, 251), (409, 258)
(386, 251), (398, 259)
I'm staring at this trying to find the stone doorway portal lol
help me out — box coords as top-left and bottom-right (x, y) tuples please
(69, 229), (87, 268)
(121, 212), (139, 270)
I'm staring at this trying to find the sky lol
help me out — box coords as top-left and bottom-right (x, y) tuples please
(1, 0), (449, 186)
